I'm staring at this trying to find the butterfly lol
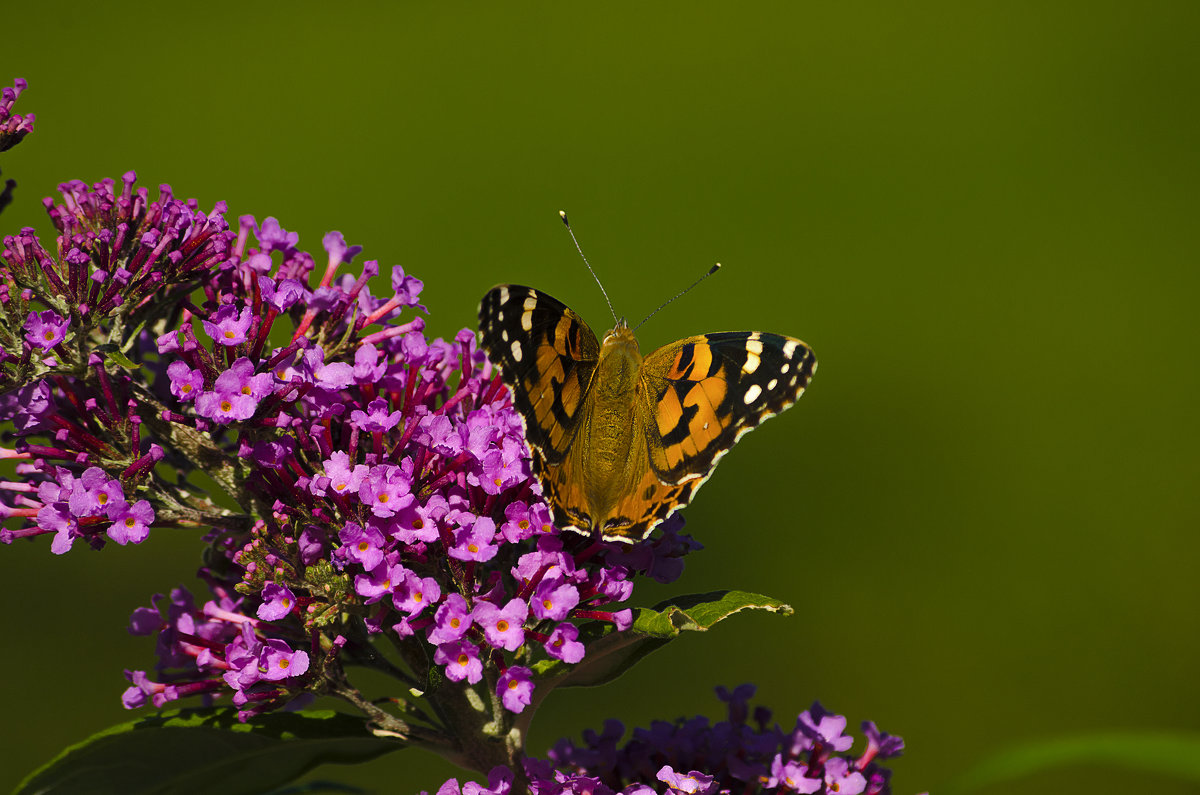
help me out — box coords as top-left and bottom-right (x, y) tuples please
(477, 284), (816, 542)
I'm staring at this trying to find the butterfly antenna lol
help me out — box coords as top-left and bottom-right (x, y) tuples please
(560, 210), (619, 326)
(634, 262), (722, 331)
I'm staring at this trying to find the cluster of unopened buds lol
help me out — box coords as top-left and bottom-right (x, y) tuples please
(1, 78), (914, 794)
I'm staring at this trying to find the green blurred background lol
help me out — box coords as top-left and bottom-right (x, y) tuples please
(3, 3), (1198, 793)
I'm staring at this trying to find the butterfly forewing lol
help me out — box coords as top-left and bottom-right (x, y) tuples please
(478, 285), (601, 464)
(640, 332), (817, 484)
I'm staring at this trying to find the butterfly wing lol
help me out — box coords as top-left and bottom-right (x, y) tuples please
(477, 285), (601, 464)
(640, 331), (817, 486)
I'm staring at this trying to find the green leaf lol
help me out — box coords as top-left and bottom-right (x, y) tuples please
(536, 590), (792, 690)
(14, 707), (402, 795)
(945, 731), (1200, 794)
(119, 317), (149, 355)
(104, 348), (141, 370)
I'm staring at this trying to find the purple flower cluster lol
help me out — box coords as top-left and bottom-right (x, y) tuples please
(0, 169), (702, 742)
(0, 173), (238, 549)
(118, 296), (694, 716)
(0, 78), (34, 154)
(430, 686), (910, 795)
(34, 465), (156, 553)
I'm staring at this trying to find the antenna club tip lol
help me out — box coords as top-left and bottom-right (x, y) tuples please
(559, 210), (569, 225)
(709, 263), (722, 274)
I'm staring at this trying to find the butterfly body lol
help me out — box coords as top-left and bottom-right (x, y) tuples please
(478, 284), (816, 542)
(569, 321), (647, 528)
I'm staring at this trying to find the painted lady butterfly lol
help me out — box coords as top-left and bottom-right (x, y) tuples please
(478, 284), (816, 542)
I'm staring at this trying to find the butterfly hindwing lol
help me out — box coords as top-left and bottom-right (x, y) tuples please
(600, 461), (701, 541)
(478, 285), (600, 464)
(641, 332), (817, 485)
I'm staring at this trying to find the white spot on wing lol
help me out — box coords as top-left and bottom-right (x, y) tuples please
(499, 286), (510, 304)
(746, 338), (764, 356)
(743, 351), (761, 374)
(743, 383), (762, 404)
(511, 341), (523, 362)
(767, 378), (778, 390)
(782, 340), (798, 359)
(521, 310), (533, 331)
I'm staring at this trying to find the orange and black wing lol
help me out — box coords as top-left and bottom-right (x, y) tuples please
(477, 285), (600, 464)
(641, 331), (817, 486)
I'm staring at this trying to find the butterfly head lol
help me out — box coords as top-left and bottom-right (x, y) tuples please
(595, 320), (643, 395)
(600, 319), (638, 352)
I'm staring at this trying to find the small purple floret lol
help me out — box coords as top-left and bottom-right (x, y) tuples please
(202, 304), (253, 347)
(257, 583), (297, 621)
(24, 310), (70, 350)
(434, 639), (483, 684)
(473, 598), (528, 652)
(496, 666), (534, 713)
